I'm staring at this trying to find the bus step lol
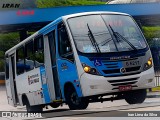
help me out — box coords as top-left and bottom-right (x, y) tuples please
(53, 99), (63, 103)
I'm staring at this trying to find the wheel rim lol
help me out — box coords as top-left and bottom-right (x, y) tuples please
(70, 91), (80, 105)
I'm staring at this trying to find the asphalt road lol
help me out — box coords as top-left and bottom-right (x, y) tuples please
(1, 85), (160, 120)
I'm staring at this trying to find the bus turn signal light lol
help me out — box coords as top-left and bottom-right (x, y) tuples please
(147, 58), (152, 66)
(144, 57), (153, 71)
(82, 63), (100, 75)
(84, 66), (91, 73)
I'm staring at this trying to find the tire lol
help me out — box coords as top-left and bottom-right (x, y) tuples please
(25, 99), (43, 113)
(50, 103), (60, 108)
(65, 86), (89, 110)
(124, 89), (147, 104)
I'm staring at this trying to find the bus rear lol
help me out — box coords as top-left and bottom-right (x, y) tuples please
(65, 12), (155, 104)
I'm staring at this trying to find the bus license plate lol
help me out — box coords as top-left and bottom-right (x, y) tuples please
(119, 85), (132, 91)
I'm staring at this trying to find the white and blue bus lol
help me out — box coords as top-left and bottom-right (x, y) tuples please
(5, 12), (155, 112)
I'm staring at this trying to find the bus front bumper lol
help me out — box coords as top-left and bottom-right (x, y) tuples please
(80, 67), (155, 97)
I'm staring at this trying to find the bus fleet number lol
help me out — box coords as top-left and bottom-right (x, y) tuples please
(125, 60), (140, 67)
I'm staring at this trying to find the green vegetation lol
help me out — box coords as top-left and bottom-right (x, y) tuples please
(0, 32), (20, 72)
(142, 26), (160, 45)
(37, 0), (105, 8)
(0, 32), (19, 51)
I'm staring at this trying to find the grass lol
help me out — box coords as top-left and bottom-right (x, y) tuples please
(37, 0), (106, 8)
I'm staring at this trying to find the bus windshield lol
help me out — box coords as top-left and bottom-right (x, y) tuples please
(67, 14), (147, 53)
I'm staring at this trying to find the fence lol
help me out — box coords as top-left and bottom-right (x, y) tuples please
(154, 67), (160, 87)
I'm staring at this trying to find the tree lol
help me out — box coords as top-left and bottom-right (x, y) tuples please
(142, 26), (160, 45)
(0, 32), (20, 72)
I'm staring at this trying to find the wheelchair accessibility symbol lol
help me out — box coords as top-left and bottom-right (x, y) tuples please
(94, 59), (102, 66)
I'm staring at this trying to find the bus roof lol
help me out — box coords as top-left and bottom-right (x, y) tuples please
(62, 11), (129, 19)
(5, 11), (129, 55)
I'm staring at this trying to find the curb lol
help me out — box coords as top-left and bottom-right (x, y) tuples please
(147, 95), (160, 98)
(147, 91), (160, 98)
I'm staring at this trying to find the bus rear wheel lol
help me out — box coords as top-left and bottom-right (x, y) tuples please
(50, 103), (60, 108)
(25, 99), (42, 113)
(124, 89), (147, 104)
(65, 87), (89, 110)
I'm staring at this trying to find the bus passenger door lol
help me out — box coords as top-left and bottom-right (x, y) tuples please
(56, 23), (82, 99)
(5, 54), (17, 106)
(44, 30), (61, 101)
(48, 30), (61, 99)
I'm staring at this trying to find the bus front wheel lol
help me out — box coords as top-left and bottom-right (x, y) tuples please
(65, 87), (89, 110)
(124, 89), (147, 104)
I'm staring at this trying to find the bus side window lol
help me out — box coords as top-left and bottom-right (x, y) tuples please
(16, 46), (25, 75)
(34, 36), (44, 67)
(58, 23), (74, 61)
(5, 56), (9, 79)
(25, 40), (34, 71)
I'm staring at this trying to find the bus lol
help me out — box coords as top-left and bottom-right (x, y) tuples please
(5, 12), (155, 112)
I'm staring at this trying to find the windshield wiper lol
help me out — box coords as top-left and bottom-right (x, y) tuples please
(87, 24), (101, 53)
(98, 37), (112, 46)
(108, 25), (137, 51)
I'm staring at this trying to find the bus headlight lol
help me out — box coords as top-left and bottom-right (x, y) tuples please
(82, 63), (100, 75)
(143, 57), (153, 71)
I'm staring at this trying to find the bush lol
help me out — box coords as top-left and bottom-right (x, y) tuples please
(142, 26), (160, 45)
(37, 0), (105, 8)
(0, 32), (20, 71)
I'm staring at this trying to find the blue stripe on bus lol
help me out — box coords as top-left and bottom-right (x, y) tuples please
(40, 66), (51, 104)
(42, 84), (51, 103)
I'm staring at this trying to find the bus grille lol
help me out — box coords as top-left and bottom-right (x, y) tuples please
(104, 63), (119, 68)
(102, 66), (141, 75)
(108, 77), (139, 87)
(126, 66), (141, 72)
